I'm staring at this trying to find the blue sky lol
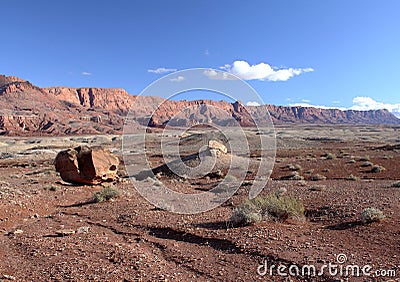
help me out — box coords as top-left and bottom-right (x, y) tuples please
(2, 0), (400, 115)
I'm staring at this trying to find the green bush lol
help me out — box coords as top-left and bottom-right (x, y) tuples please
(93, 186), (121, 203)
(231, 194), (305, 226)
(361, 208), (385, 224)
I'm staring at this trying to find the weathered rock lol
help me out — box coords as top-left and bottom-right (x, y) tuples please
(208, 140), (227, 154)
(54, 146), (119, 185)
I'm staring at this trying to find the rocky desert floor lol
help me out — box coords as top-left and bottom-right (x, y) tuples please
(0, 125), (399, 281)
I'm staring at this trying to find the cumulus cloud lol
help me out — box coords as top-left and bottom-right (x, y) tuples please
(81, 72), (92, 76)
(203, 69), (237, 80)
(206, 60), (313, 81)
(246, 101), (261, 106)
(170, 76), (185, 82)
(148, 67), (177, 74)
(289, 97), (400, 118)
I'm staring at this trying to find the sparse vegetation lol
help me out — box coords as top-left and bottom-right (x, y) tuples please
(287, 164), (302, 171)
(45, 185), (59, 191)
(281, 171), (304, 180)
(304, 169), (314, 175)
(231, 194), (305, 226)
(309, 185), (326, 192)
(93, 186), (121, 203)
(323, 153), (336, 160)
(275, 187), (287, 197)
(371, 165), (385, 173)
(391, 181), (400, 188)
(310, 174), (326, 181)
(361, 208), (385, 224)
(346, 174), (358, 181)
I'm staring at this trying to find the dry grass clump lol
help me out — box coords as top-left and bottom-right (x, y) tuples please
(93, 186), (121, 203)
(361, 208), (385, 224)
(371, 165), (386, 173)
(231, 194), (305, 226)
(323, 153), (336, 160)
(310, 174), (326, 181)
(345, 174), (358, 181)
(287, 164), (302, 171)
(281, 171), (304, 180)
(309, 185), (326, 192)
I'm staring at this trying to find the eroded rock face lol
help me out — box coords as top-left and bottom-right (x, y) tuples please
(54, 146), (119, 185)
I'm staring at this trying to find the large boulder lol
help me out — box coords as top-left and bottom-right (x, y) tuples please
(54, 146), (119, 185)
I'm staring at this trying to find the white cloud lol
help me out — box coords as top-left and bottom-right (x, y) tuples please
(288, 97), (400, 118)
(203, 69), (237, 80)
(170, 76), (185, 82)
(350, 96), (400, 118)
(81, 72), (92, 76)
(204, 49), (210, 56)
(246, 101), (261, 106)
(301, 99), (311, 103)
(208, 60), (313, 81)
(148, 67), (177, 74)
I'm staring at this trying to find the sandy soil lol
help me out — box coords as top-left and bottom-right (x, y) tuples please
(0, 125), (399, 281)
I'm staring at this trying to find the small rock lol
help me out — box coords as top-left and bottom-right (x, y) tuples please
(55, 229), (76, 236)
(76, 226), (90, 234)
(13, 229), (23, 235)
(2, 274), (16, 281)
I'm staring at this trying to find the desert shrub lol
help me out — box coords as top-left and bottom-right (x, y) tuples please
(348, 159), (356, 164)
(231, 194), (304, 226)
(287, 164), (302, 171)
(371, 165), (385, 173)
(361, 208), (385, 224)
(361, 161), (373, 167)
(309, 185), (326, 192)
(323, 153), (336, 160)
(304, 169), (314, 175)
(310, 174), (326, 181)
(44, 185), (59, 191)
(93, 186), (121, 203)
(391, 181), (400, 188)
(346, 174), (358, 181)
(275, 187), (287, 197)
(281, 171), (304, 180)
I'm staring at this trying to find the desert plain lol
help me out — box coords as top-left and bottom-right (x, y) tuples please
(0, 124), (399, 281)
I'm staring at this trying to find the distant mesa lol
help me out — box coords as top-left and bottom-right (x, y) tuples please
(0, 74), (399, 136)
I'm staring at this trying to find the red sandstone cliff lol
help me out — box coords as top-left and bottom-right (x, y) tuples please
(0, 74), (398, 136)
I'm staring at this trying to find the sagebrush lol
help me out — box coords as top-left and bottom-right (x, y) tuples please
(231, 194), (305, 226)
